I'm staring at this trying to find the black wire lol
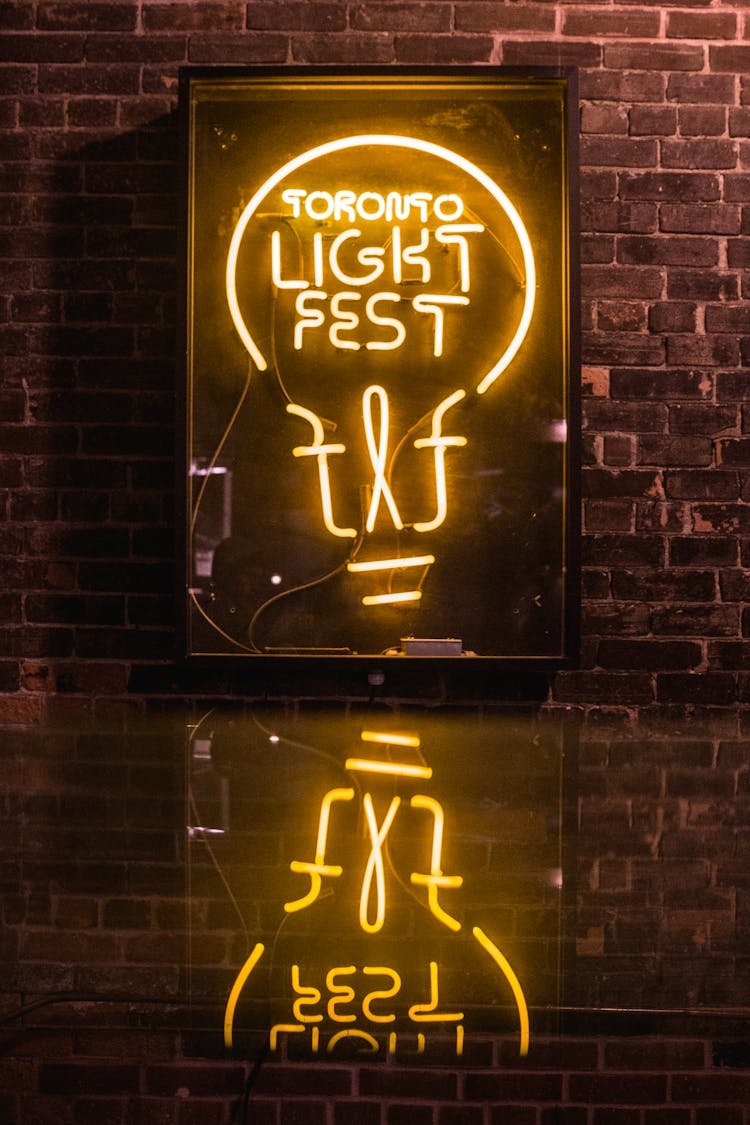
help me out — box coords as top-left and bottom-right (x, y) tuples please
(230, 1039), (271, 1125)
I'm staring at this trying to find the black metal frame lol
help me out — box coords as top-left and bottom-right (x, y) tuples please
(177, 65), (581, 680)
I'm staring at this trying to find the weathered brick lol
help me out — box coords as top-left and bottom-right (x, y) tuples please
(670, 536), (738, 566)
(582, 201), (657, 233)
(597, 639), (702, 671)
(581, 69), (665, 105)
(583, 534), (665, 569)
(620, 172), (720, 203)
(145, 3), (245, 31)
(611, 569), (715, 602)
(667, 11), (738, 40)
(667, 335), (739, 366)
(652, 605), (738, 637)
(454, 4), (554, 33)
(581, 136), (658, 168)
(662, 139), (737, 171)
(665, 469), (738, 500)
(394, 34), (490, 64)
(628, 105), (677, 137)
(637, 435), (712, 467)
(605, 43), (704, 71)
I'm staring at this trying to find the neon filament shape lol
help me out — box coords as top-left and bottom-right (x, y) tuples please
(223, 734), (531, 1057)
(226, 133), (535, 393)
(225, 134), (536, 616)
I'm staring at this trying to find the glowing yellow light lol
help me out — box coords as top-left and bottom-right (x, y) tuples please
(456, 1025), (465, 1056)
(291, 965), (323, 1024)
(270, 1023), (304, 1050)
(224, 942), (265, 1048)
(346, 757), (432, 780)
(365, 292), (406, 351)
(363, 385), (403, 533)
(327, 1029), (379, 1054)
(271, 230), (308, 290)
(284, 787), (354, 913)
(408, 961), (463, 1023)
(360, 794), (400, 933)
(435, 224), (484, 292)
(413, 390), (467, 533)
(411, 295), (469, 357)
(392, 226), (430, 284)
(329, 229), (385, 286)
(226, 134), (535, 392)
(329, 290), (361, 350)
(326, 965), (357, 1022)
(287, 403), (356, 539)
(347, 554), (435, 574)
(410, 794), (463, 932)
(472, 926), (530, 1057)
(360, 730), (421, 748)
(362, 967), (401, 1023)
(362, 590), (421, 606)
(294, 290), (326, 349)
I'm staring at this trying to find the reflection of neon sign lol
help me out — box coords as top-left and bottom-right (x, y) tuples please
(223, 731), (530, 1058)
(224, 135), (536, 613)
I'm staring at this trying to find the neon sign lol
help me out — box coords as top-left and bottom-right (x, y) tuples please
(218, 725), (532, 1058)
(182, 69), (578, 662)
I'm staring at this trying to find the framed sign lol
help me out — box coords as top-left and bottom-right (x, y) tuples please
(180, 68), (579, 664)
(187, 705), (571, 1059)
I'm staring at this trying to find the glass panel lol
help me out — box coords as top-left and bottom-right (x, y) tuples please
(183, 71), (577, 661)
(186, 704), (568, 1059)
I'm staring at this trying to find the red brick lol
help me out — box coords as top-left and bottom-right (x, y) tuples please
(454, 4), (554, 33)
(581, 69), (665, 104)
(564, 9), (660, 38)
(649, 303), (697, 334)
(637, 435), (712, 467)
(604, 43), (704, 71)
(584, 202), (652, 232)
(355, 2), (449, 32)
(38, 3), (138, 31)
(651, 604), (739, 636)
(666, 469), (738, 500)
(290, 33), (395, 63)
(394, 34), (491, 64)
(188, 33), (288, 63)
(39, 1063), (139, 1095)
(629, 106), (677, 136)
(667, 73), (735, 103)
(667, 335), (739, 366)
(581, 136), (658, 168)
(144, 3), (244, 31)
(670, 536), (738, 566)
(709, 45), (750, 73)
(666, 270), (738, 301)
(671, 1074), (750, 1102)
(611, 570), (715, 602)
(597, 640), (702, 671)
(667, 11), (738, 40)
(620, 172), (720, 202)
(678, 106), (726, 137)
(581, 105), (629, 135)
(582, 266), (664, 300)
(662, 139), (737, 170)
(660, 204), (740, 235)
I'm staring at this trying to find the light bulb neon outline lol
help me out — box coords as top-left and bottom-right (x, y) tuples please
(226, 134), (535, 395)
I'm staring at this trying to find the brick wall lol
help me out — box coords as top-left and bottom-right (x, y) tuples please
(0, 0), (749, 718)
(3, 711), (750, 1122)
(2, 2), (750, 1122)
